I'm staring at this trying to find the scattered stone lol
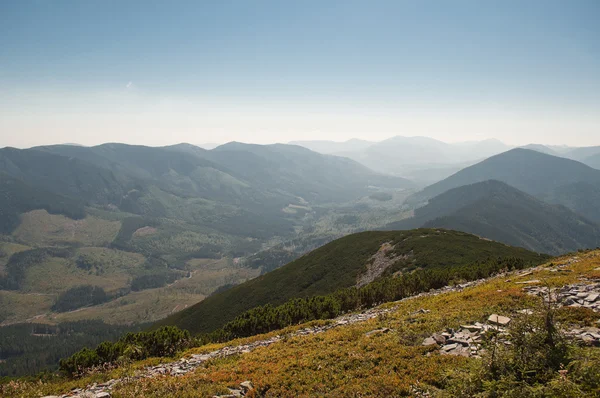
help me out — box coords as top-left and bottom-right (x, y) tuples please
(524, 282), (600, 313)
(488, 314), (511, 326)
(422, 337), (437, 346)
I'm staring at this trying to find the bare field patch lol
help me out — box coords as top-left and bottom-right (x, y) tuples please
(132, 226), (158, 237)
(22, 256), (131, 294)
(39, 258), (260, 325)
(0, 290), (53, 326)
(13, 210), (121, 246)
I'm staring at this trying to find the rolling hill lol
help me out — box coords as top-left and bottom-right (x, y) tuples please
(388, 180), (600, 254)
(407, 148), (600, 222)
(155, 229), (546, 335)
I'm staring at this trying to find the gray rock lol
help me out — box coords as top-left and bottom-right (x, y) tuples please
(432, 333), (446, 344)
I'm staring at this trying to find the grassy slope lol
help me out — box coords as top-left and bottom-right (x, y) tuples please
(156, 229), (545, 335)
(8, 251), (600, 398)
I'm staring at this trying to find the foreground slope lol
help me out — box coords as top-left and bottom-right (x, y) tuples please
(155, 229), (545, 334)
(388, 180), (600, 254)
(8, 251), (600, 398)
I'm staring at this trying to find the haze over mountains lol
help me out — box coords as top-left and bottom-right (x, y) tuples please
(289, 136), (600, 184)
(1, 136), (600, 378)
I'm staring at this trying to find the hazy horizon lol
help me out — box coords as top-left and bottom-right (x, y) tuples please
(1, 1), (599, 148)
(1, 135), (595, 152)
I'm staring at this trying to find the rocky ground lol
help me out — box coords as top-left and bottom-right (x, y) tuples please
(422, 276), (600, 358)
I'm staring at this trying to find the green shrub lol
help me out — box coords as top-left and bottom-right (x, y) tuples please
(59, 326), (191, 377)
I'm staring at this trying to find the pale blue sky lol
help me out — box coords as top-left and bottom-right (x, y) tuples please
(1, 0), (599, 148)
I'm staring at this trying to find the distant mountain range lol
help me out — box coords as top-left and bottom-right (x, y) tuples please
(407, 148), (600, 223)
(388, 180), (600, 254)
(288, 139), (375, 154)
(0, 142), (413, 240)
(290, 137), (511, 182)
(290, 137), (600, 185)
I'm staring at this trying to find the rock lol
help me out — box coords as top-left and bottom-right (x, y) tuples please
(461, 325), (482, 332)
(586, 293), (599, 302)
(515, 280), (541, 284)
(240, 380), (254, 393)
(432, 333), (446, 344)
(442, 343), (458, 351)
(488, 314), (511, 326)
(422, 337), (437, 346)
(96, 393), (111, 398)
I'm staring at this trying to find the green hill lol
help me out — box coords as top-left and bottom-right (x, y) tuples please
(407, 148), (600, 222)
(389, 180), (600, 255)
(155, 229), (546, 335)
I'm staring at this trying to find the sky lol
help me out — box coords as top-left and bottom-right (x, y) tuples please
(1, 0), (599, 148)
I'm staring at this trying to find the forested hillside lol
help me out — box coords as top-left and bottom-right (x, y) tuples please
(388, 180), (600, 254)
(155, 229), (545, 334)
